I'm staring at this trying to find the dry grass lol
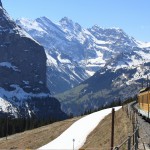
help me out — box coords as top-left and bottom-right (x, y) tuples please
(81, 108), (133, 150)
(0, 108), (132, 150)
(0, 117), (79, 149)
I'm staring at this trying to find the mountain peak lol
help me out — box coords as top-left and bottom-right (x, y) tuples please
(36, 16), (55, 26)
(59, 17), (74, 26)
(37, 16), (51, 22)
(59, 17), (82, 31)
(91, 25), (123, 32)
(0, 0), (2, 7)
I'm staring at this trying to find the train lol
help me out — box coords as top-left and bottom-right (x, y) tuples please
(138, 87), (150, 120)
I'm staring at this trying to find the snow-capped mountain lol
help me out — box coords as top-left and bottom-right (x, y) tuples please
(17, 17), (91, 94)
(17, 16), (150, 95)
(0, 0), (67, 120)
(56, 41), (150, 115)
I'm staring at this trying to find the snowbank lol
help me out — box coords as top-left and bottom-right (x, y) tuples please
(39, 106), (121, 150)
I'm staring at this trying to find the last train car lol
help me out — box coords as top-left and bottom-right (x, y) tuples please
(138, 87), (150, 119)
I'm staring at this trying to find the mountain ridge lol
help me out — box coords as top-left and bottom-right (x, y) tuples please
(17, 16), (150, 115)
(17, 16), (150, 95)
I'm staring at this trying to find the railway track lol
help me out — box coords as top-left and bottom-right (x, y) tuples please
(129, 102), (150, 150)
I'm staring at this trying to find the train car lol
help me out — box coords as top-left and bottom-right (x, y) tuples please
(138, 87), (150, 120)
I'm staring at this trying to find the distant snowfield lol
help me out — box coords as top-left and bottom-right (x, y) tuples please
(39, 106), (121, 150)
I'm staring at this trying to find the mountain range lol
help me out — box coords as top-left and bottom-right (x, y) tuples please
(17, 16), (150, 115)
(17, 17), (150, 97)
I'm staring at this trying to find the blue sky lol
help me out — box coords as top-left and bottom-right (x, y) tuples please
(2, 0), (150, 42)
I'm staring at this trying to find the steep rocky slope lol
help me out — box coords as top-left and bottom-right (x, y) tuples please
(0, 0), (67, 120)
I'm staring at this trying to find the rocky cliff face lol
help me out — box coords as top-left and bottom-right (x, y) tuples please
(0, 1), (67, 120)
(0, 6), (47, 93)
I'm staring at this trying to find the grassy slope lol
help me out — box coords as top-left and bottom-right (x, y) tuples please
(0, 117), (79, 149)
(81, 108), (132, 149)
(0, 108), (132, 149)
(56, 68), (139, 116)
(56, 81), (117, 116)
(56, 84), (88, 103)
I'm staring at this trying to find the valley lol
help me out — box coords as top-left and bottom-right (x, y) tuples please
(17, 16), (150, 116)
(17, 17), (150, 96)
(0, 0), (150, 149)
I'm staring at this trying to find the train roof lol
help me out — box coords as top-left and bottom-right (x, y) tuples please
(139, 87), (150, 93)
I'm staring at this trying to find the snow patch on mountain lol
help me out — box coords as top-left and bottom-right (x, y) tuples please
(0, 62), (20, 71)
(46, 52), (58, 66)
(0, 97), (18, 116)
(0, 85), (50, 117)
(0, 85), (50, 101)
(18, 18), (47, 33)
(136, 40), (150, 48)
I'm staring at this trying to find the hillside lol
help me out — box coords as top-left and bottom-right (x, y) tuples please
(0, 108), (132, 149)
(81, 107), (132, 149)
(56, 61), (150, 116)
